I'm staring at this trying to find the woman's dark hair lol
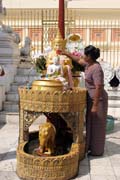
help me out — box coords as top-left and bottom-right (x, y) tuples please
(84, 45), (100, 61)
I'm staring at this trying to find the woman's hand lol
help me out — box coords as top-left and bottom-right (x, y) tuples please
(91, 105), (98, 113)
(60, 50), (69, 56)
(59, 50), (84, 66)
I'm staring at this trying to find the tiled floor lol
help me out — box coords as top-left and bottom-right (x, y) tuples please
(0, 118), (120, 180)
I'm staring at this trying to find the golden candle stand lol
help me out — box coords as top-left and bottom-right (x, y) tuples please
(17, 86), (86, 180)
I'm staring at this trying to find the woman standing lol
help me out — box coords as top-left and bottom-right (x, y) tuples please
(61, 45), (108, 156)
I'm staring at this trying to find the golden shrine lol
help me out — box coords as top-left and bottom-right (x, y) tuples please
(17, 87), (86, 180)
(17, 4), (86, 177)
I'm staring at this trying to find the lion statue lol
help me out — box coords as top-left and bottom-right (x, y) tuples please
(38, 122), (56, 155)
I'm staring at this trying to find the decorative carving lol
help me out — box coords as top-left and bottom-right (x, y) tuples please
(17, 142), (80, 180)
(17, 87), (86, 180)
(19, 87), (86, 113)
(24, 110), (41, 131)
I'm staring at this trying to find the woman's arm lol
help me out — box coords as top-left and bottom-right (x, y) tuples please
(61, 51), (85, 66)
(91, 85), (102, 113)
(91, 65), (104, 113)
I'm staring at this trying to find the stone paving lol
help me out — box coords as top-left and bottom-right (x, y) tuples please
(0, 116), (120, 180)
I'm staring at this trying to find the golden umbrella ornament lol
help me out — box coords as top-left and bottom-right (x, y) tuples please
(68, 34), (81, 42)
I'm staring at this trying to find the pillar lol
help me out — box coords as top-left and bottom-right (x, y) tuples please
(59, 0), (65, 39)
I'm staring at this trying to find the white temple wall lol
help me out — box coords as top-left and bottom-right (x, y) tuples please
(0, 28), (20, 110)
(0, 63), (18, 110)
(0, 64), (17, 92)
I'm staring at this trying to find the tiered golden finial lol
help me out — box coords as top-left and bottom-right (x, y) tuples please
(51, 29), (66, 49)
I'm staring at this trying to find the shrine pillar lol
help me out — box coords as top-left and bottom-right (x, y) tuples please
(58, 0), (65, 38)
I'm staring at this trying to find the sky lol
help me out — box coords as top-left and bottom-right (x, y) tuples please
(3, 0), (120, 8)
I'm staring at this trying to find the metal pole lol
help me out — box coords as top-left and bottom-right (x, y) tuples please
(58, 0), (65, 39)
(41, 9), (43, 53)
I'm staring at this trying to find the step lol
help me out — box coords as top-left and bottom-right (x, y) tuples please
(10, 82), (26, 92)
(14, 75), (40, 84)
(108, 96), (120, 100)
(107, 89), (120, 108)
(0, 111), (19, 124)
(108, 90), (120, 97)
(108, 88), (120, 106)
(17, 67), (37, 76)
(3, 101), (19, 112)
(108, 107), (120, 119)
(108, 99), (120, 108)
(10, 82), (19, 92)
(6, 91), (19, 102)
(10, 82), (29, 92)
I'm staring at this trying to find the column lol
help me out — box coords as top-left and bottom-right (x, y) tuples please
(59, 0), (65, 38)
